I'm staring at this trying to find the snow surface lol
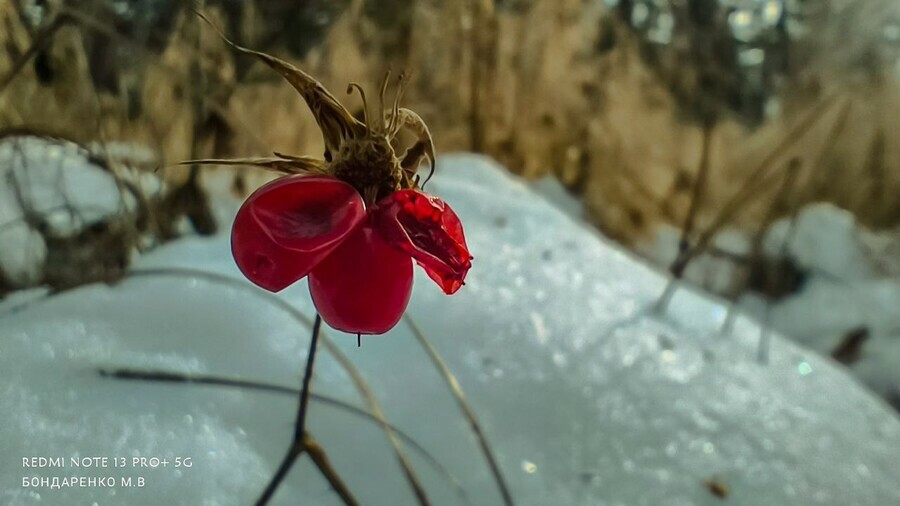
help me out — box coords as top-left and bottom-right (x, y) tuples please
(1, 154), (900, 505)
(738, 205), (900, 407)
(529, 176), (583, 221)
(640, 204), (900, 407)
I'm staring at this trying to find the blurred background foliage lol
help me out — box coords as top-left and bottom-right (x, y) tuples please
(1, 0), (899, 278)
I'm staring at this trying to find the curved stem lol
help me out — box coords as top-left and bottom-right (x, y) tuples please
(97, 367), (470, 502)
(320, 336), (432, 505)
(404, 314), (514, 506)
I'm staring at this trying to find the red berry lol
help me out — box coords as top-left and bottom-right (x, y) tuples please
(231, 175), (365, 292)
(231, 175), (470, 335)
(309, 223), (414, 334)
(373, 189), (472, 294)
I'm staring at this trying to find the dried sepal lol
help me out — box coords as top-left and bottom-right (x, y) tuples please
(385, 72), (412, 135)
(179, 156), (327, 175)
(391, 108), (436, 185)
(194, 10), (365, 159)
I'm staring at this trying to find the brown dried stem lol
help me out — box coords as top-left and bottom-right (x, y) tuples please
(758, 98), (853, 364)
(304, 436), (358, 505)
(318, 333), (433, 506)
(14, 267), (469, 502)
(0, 14), (67, 94)
(654, 117), (716, 312)
(404, 314), (514, 506)
(719, 157), (802, 335)
(654, 95), (844, 313)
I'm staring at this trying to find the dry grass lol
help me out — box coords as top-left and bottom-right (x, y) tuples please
(1, 0), (898, 246)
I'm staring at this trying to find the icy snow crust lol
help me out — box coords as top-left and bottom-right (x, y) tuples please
(1, 154), (899, 505)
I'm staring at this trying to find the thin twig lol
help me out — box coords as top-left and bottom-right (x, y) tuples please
(256, 443), (304, 506)
(756, 99), (853, 364)
(255, 436), (352, 506)
(678, 117), (716, 251)
(655, 118), (716, 313)
(96, 367), (471, 500)
(404, 314), (514, 506)
(653, 95), (842, 314)
(305, 436), (359, 505)
(678, 95), (843, 262)
(5, 267), (437, 504)
(255, 314), (349, 505)
(294, 314), (322, 441)
(719, 158), (802, 336)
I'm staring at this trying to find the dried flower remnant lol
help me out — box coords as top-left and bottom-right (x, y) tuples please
(188, 14), (471, 337)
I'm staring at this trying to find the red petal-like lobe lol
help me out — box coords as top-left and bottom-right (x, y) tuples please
(373, 190), (472, 294)
(231, 175), (365, 292)
(309, 224), (414, 334)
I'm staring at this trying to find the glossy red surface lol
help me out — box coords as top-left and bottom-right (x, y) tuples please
(308, 224), (414, 334)
(231, 175), (365, 292)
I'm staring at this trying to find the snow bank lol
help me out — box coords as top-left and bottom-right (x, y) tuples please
(641, 204), (900, 408)
(1, 154), (899, 505)
(741, 205), (900, 407)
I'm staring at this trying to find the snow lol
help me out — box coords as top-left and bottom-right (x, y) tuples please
(738, 205), (900, 406)
(762, 205), (874, 282)
(529, 176), (583, 220)
(640, 203), (900, 408)
(0, 136), (135, 286)
(2, 154), (900, 505)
